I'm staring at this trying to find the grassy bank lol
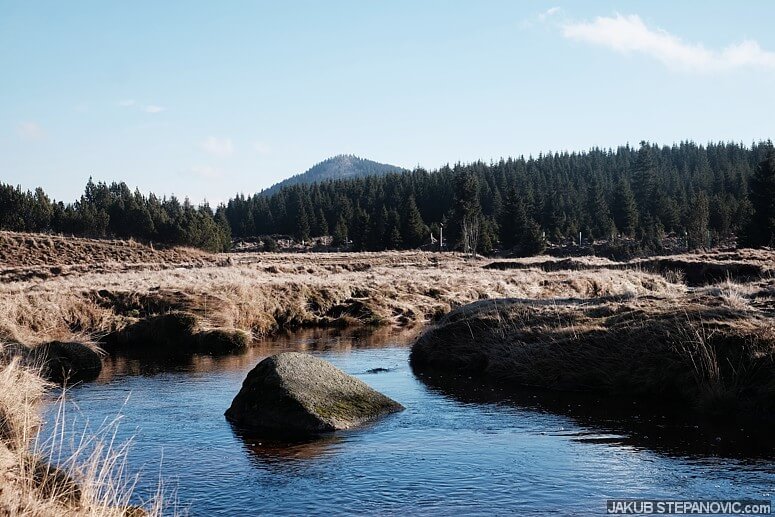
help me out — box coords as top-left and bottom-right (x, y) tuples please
(0, 357), (162, 516)
(410, 289), (775, 420)
(1, 231), (772, 382)
(0, 232), (692, 356)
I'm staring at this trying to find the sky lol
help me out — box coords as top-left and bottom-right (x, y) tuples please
(1, 1), (774, 204)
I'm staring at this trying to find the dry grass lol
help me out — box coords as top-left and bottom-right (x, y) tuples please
(486, 248), (775, 286)
(0, 357), (165, 516)
(410, 292), (775, 419)
(0, 232), (688, 349)
(0, 231), (220, 283)
(1, 230), (772, 415)
(698, 279), (755, 311)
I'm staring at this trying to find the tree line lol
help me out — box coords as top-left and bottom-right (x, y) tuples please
(2, 140), (774, 254)
(224, 140), (775, 254)
(0, 179), (231, 251)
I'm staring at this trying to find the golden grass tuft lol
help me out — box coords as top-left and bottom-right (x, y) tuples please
(0, 356), (166, 516)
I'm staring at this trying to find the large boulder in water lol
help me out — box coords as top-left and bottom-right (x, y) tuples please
(225, 352), (403, 435)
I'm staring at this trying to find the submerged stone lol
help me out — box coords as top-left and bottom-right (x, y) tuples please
(225, 352), (403, 435)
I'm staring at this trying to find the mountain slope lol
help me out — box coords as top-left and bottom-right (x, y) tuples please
(262, 155), (406, 195)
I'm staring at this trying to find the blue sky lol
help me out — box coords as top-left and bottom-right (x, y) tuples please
(2, 1), (774, 204)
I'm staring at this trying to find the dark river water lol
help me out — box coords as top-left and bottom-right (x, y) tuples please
(43, 328), (774, 516)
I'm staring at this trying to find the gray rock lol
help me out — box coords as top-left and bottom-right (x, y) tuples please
(225, 352), (403, 435)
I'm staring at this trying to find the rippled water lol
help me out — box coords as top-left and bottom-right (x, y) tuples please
(44, 328), (774, 515)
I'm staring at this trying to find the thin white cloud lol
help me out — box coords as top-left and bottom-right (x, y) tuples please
(190, 165), (225, 179)
(252, 141), (271, 156)
(118, 99), (166, 113)
(143, 104), (166, 114)
(562, 14), (775, 72)
(201, 136), (234, 157)
(539, 7), (561, 21)
(17, 121), (45, 140)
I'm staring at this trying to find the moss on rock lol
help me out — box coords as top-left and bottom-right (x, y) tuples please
(225, 352), (403, 435)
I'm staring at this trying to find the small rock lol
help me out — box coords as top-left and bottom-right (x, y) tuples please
(365, 367), (393, 374)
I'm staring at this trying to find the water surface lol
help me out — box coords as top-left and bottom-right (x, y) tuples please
(45, 328), (774, 515)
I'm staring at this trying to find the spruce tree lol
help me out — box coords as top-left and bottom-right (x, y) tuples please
(612, 178), (638, 237)
(686, 192), (710, 250)
(633, 141), (657, 215)
(315, 207), (328, 236)
(350, 207), (370, 251)
(517, 218), (546, 257)
(332, 217), (348, 247)
(3, 141), (773, 254)
(477, 217), (498, 255)
(587, 179), (613, 239)
(368, 205), (389, 251)
(294, 202), (310, 243)
(741, 153), (775, 247)
(386, 210), (402, 249)
(500, 187), (526, 249)
(402, 196), (426, 248)
(453, 170), (481, 253)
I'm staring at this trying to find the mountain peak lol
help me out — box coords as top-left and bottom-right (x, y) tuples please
(262, 155), (405, 195)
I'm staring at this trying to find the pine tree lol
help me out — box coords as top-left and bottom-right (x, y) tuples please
(332, 217), (348, 247)
(500, 187), (525, 249)
(315, 207), (328, 236)
(294, 202), (310, 243)
(386, 210), (402, 249)
(587, 179), (613, 239)
(350, 207), (370, 251)
(633, 141), (657, 215)
(368, 205), (389, 251)
(402, 196), (426, 248)
(686, 192), (710, 250)
(453, 170), (481, 253)
(612, 178), (638, 237)
(741, 153), (775, 247)
(516, 218), (546, 257)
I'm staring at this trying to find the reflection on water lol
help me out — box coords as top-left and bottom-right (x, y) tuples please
(95, 325), (420, 382)
(241, 433), (344, 463)
(415, 372), (775, 458)
(44, 327), (775, 515)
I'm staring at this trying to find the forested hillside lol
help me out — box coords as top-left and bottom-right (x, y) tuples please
(261, 154), (406, 196)
(226, 141), (775, 254)
(2, 141), (774, 254)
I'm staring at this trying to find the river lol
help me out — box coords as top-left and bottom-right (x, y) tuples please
(43, 327), (774, 515)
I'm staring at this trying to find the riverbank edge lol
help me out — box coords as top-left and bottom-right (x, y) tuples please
(409, 296), (775, 425)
